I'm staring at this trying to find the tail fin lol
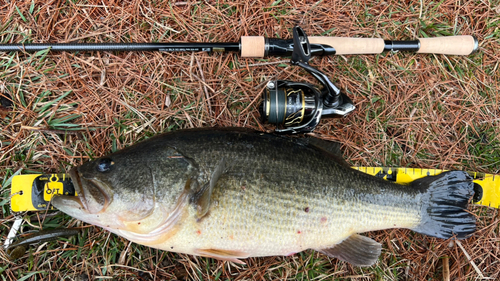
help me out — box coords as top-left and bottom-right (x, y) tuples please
(411, 171), (476, 239)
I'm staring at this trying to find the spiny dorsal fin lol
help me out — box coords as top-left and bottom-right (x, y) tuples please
(303, 137), (349, 167)
(306, 137), (342, 155)
(316, 234), (381, 267)
(194, 248), (247, 264)
(191, 158), (226, 219)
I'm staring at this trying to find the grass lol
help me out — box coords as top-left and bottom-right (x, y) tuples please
(1, 0), (500, 280)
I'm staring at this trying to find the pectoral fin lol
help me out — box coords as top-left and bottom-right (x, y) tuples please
(191, 159), (226, 219)
(317, 234), (381, 267)
(195, 248), (247, 264)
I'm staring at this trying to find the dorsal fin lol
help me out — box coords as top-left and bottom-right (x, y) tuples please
(316, 234), (382, 267)
(190, 159), (226, 220)
(302, 137), (350, 167)
(306, 137), (342, 155)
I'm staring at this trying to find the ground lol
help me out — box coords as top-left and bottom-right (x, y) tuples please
(1, 0), (499, 280)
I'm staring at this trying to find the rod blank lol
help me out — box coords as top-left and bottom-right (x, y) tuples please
(0, 35), (478, 57)
(0, 42), (240, 53)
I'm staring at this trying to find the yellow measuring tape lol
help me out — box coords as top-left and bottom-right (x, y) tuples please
(10, 168), (499, 212)
(10, 174), (76, 212)
(354, 167), (499, 209)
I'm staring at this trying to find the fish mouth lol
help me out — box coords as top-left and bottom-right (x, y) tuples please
(52, 167), (87, 213)
(52, 167), (111, 214)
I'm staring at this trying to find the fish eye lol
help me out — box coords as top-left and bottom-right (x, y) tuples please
(96, 158), (114, 173)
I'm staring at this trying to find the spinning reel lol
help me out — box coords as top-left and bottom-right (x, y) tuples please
(259, 26), (355, 134)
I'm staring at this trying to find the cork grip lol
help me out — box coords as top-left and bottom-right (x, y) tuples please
(417, 36), (478, 55)
(309, 37), (385, 55)
(241, 36), (265, 58)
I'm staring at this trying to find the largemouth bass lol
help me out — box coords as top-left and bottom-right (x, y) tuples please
(52, 128), (475, 266)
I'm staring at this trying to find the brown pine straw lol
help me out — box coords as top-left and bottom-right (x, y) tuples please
(443, 256), (450, 281)
(0, 0), (499, 280)
(455, 240), (488, 280)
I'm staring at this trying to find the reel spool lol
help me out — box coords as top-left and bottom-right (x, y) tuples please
(259, 26), (355, 134)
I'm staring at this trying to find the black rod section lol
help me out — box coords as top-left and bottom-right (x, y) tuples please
(384, 40), (420, 52)
(0, 42), (240, 53)
(0, 39), (427, 55)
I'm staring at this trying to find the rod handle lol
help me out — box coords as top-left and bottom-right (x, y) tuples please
(310, 35), (478, 55)
(240, 36), (386, 57)
(240, 35), (479, 57)
(241, 36), (385, 57)
(417, 36), (478, 55)
(309, 37), (385, 55)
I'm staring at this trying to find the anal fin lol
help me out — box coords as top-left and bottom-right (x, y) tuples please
(316, 234), (381, 267)
(195, 248), (247, 264)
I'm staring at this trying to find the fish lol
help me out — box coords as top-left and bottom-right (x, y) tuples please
(52, 127), (475, 266)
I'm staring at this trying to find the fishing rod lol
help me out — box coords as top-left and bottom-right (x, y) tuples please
(0, 27), (479, 133)
(0, 32), (478, 57)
